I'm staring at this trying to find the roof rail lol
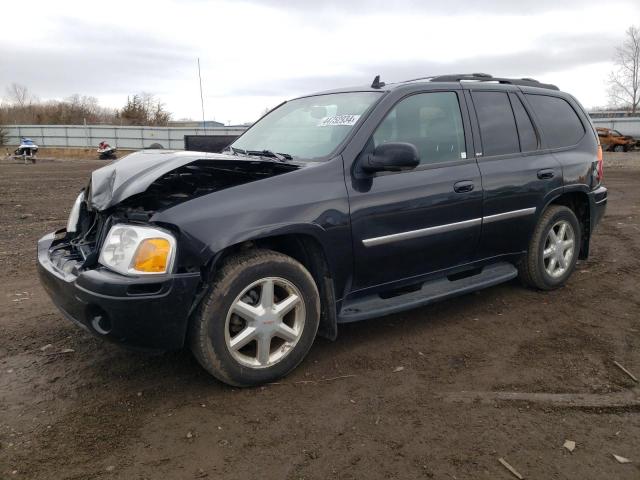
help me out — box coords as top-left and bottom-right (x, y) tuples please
(397, 73), (487, 85)
(427, 73), (559, 90)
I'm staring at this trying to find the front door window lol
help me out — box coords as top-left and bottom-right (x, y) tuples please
(372, 92), (467, 165)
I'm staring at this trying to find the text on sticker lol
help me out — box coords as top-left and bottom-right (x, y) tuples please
(318, 115), (361, 127)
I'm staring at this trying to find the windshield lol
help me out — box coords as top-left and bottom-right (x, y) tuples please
(231, 92), (382, 159)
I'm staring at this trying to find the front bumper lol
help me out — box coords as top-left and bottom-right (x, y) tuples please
(37, 232), (201, 351)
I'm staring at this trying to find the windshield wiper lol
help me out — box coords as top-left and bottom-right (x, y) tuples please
(247, 150), (293, 161)
(224, 146), (249, 156)
(225, 146), (293, 161)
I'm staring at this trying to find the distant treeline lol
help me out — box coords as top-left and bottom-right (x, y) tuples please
(1, 83), (172, 126)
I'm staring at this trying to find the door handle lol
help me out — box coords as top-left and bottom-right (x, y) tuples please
(453, 181), (474, 193)
(537, 169), (555, 180)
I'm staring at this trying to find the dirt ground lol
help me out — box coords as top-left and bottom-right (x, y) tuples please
(1, 152), (639, 480)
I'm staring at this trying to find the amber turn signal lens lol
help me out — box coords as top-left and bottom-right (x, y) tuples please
(133, 238), (171, 273)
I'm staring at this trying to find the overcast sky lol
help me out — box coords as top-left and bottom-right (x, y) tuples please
(2, 0), (639, 124)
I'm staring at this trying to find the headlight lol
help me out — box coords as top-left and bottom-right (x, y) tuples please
(67, 192), (84, 233)
(98, 224), (176, 276)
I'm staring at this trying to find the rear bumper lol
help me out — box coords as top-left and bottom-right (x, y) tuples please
(589, 185), (607, 232)
(37, 232), (201, 351)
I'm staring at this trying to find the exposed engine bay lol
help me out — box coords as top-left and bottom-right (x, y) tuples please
(115, 159), (298, 214)
(51, 156), (300, 272)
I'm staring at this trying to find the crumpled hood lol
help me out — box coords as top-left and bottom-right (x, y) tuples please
(89, 150), (285, 211)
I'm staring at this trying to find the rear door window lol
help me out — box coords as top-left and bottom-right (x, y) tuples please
(524, 94), (585, 148)
(510, 94), (538, 152)
(471, 91), (519, 157)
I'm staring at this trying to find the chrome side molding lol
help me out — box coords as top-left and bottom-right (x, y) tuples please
(363, 207), (536, 247)
(362, 218), (482, 247)
(482, 207), (536, 224)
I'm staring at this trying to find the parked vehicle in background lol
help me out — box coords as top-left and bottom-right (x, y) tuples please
(596, 127), (638, 152)
(14, 137), (38, 163)
(97, 141), (117, 160)
(38, 73), (607, 387)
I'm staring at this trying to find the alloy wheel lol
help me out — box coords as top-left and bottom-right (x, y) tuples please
(224, 277), (305, 368)
(542, 219), (575, 278)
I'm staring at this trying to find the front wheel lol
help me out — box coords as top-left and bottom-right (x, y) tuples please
(613, 144), (625, 152)
(190, 249), (320, 387)
(519, 205), (581, 290)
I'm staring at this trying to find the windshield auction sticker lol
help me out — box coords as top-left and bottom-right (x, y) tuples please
(318, 115), (361, 127)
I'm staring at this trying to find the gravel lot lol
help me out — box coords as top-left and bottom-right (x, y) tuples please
(1, 152), (639, 479)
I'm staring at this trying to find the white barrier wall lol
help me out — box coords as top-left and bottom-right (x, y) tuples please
(3, 124), (247, 150)
(4, 118), (640, 149)
(591, 117), (640, 137)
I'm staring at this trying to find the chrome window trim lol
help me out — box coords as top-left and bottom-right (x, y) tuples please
(362, 207), (536, 247)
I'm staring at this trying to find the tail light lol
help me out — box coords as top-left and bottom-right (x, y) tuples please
(596, 144), (604, 184)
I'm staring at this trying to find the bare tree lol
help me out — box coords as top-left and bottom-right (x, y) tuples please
(5, 83), (32, 107)
(0, 84), (169, 126)
(608, 25), (640, 113)
(118, 93), (171, 126)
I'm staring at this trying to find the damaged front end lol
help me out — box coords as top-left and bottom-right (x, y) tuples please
(109, 158), (299, 214)
(37, 151), (300, 350)
(56, 153), (300, 273)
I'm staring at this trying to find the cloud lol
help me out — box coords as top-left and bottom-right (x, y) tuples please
(248, 0), (599, 15)
(0, 17), (194, 99)
(226, 32), (618, 97)
(1, 0), (638, 121)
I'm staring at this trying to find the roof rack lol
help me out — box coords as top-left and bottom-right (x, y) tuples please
(427, 73), (559, 91)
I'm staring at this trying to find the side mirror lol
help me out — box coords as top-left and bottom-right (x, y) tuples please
(362, 142), (420, 173)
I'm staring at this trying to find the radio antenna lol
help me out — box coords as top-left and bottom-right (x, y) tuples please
(198, 58), (206, 135)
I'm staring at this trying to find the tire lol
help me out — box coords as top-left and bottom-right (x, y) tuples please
(518, 205), (581, 290)
(613, 144), (625, 152)
(190, 249), (320, 387)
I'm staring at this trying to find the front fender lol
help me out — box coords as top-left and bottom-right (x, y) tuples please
(221, 221), (330, 249)
(151, 157), (352, 295)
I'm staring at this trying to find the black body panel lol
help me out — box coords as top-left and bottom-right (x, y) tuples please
(463, 86), (564, 258)
(151, 158), (354, 300)
(37, 76), (608, 351)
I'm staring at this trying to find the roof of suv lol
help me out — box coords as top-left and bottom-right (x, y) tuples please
(310, 73), (561, 97)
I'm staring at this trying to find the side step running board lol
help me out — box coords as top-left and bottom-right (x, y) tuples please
(338, 262), (518, 323)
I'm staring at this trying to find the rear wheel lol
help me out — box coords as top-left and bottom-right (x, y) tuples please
(190, 249), (320, 387)
(519, 205), (580, 290)
(614, 144), (625, 152)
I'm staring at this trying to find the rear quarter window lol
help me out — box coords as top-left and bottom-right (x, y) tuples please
(471, 91), (520, 156)
(510, 94), (538, 152)
(525, 94), (585, 148)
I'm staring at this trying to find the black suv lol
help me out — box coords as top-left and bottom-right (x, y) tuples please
(38, 73), (607, 386)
